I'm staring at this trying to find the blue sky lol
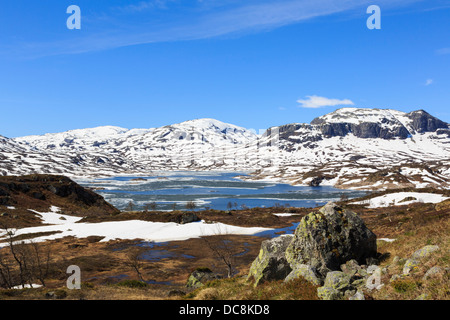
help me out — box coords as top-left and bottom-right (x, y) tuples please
(1, 0), (449, 137)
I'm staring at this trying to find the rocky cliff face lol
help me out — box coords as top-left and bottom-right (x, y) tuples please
(407, 110), (449, 133)
(304, 108), (448, 140)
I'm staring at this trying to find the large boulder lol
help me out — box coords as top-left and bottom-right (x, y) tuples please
(285, 202), (377, 277)
(247, 235), (293, 286)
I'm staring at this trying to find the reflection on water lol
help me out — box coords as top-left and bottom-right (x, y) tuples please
(79, 171), (367, 211)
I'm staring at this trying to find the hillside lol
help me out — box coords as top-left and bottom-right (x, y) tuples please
(0, 188), (448, 301)
(0, 174), (119, 228)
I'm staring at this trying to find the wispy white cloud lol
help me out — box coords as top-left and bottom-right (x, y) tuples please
(425, 79), (434, 86)
(297, 95), (354, 109)
(436, 47), (450, 55)
(114, 0), (176, 14)
(5, 0), (427, 58)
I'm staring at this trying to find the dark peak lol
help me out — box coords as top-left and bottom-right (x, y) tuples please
(406, 109), (448, 133)
(408, 109), (430, 115)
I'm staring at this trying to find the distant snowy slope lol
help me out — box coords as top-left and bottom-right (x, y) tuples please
(14, 126), (154, 152)
(3, 108), (450, 190)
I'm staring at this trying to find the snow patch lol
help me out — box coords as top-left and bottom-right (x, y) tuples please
(352, 192), (449, 208)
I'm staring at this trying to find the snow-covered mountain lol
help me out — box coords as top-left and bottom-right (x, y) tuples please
(254, 108), (450, 189)
(2, 109), (450, 190)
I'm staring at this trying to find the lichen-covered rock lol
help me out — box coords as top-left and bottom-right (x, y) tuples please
(402, 258), (420, 275)
(422, 266), (443, 280)
(323, 271), (352, 291)
(411, 245), (440, 260)
(247, 235), (293, 286)
(402, 245), (440, 275)
(349, 290), (365, 300)
(186, 268), (221, 289)
(284, 264), (322, 286)
(340, 259), (361, 278)
(285, 202), (377, 277)
(415, 293), (431, 300)
(317, 286), (344, 300)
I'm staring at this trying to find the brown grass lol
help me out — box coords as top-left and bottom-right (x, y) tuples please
(186, 276), (319, 300)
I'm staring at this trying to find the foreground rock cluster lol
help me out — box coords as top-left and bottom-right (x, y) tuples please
(247, 202), (447, 300)
(247, 202), (380, 299)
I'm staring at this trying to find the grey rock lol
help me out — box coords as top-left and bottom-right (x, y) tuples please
(349, 290), (365, 300)
(323, 271), (352, 291)
(340, 259), (360, 277)
(186, 268), (221, 289)
(423, 266), (443, 280)
(411, 245), (440, 260)
(285, 264), (322, 286)
(285, 202), (377, 277)
(179, 212), (200, 224)
(402, 258), (420, 275)
(317, 286), (344, 300)
(390, 274), (402, 282)
(167, 289), (186, 297)
(247, 235), (293, 286)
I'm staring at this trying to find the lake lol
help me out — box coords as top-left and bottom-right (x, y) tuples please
(78, 171), (368, 211)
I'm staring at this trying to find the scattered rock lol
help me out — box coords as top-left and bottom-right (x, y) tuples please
(322, 271), (352, 291)
(402, 258), (420, 275)
(67, 243), (87, 249)
(349, 290), (365, 300)
(340, 259), (361, 278)
(247, 235), (293, 286)
(45, 289), (67, 299)
(186, 268), (221, 289)
(172, 212), (200, 224)
(422, 266), (443, 280)
(390, 274), (403, 282)
(415, 293), (430, 300)
(86, 235), (105, 243)
(167, 289), (186, 297)
(284, 264), (322, 286)
(398, 196), (417, 203)
(402, 245), (440, 275)
(317, 286), (344, 300)
(309, 177), (324, 187)
(411, 245), (440, 260)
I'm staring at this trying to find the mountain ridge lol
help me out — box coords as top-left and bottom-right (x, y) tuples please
(2, 108), (450, 190)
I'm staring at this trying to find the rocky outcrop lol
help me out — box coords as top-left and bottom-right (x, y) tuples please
(407, 110), (449, 133)
(309, 108), (449, 140)
(0, 174), (119, 216)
